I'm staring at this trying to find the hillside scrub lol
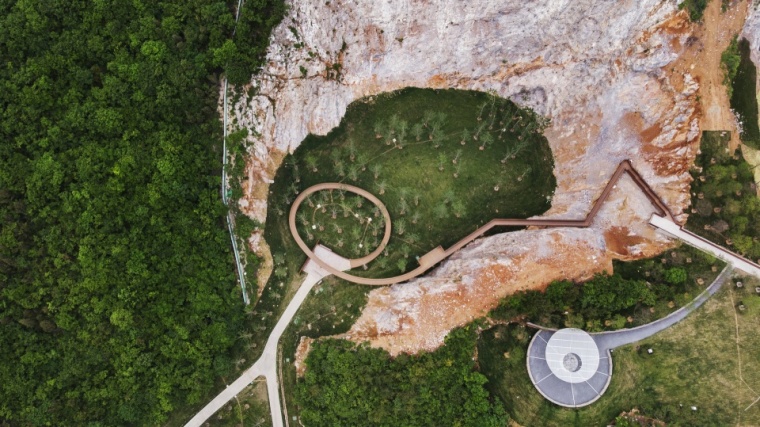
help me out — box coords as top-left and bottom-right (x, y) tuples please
(680, 0), (709, 21)
(490, 245), (724, 331)
(686, 131), (760, 259)
(726, 38), (760, 148)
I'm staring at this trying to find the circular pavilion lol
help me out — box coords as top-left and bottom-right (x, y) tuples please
(526, 328), (612, 408)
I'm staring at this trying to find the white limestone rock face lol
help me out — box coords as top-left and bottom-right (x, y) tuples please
(742, 4), (760, 69)
(235, 0), (702, 353)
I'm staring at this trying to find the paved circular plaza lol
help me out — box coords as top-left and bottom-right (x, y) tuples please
(527, 328), (612, 408)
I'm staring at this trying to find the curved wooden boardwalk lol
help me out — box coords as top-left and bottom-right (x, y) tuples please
(289, 160), (677, 285)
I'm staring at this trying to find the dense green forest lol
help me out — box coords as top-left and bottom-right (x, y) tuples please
(296, 326), (508, 427)
(0, 0), (284, 425)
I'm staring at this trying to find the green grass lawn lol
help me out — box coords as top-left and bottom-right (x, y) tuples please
(205, 379), (271, 427)
(479, 284), (760, 426)
(266, 87), (555, 279)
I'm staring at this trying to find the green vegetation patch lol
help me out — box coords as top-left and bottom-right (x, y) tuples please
(206, 379), (271, 427)
(726, 38), (760, 149)
(267, 88), (555, 278)
(679, 0), (709, 22)
(295, 190), (387, 258)
(296, 326), (508, 427)
(480, 284), (760, 426)
(686, 131), (760, 260)
(0, 1), (284, 425)
(491, 245), (723, 331)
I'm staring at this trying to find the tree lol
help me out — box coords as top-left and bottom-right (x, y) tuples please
(664, 267), (687, 285)
(296, 329), (509, 426)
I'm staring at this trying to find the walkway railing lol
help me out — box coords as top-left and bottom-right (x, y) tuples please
(221, 0), (250, 305)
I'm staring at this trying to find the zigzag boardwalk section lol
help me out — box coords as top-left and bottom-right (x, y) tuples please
(289, 160), (679, 285)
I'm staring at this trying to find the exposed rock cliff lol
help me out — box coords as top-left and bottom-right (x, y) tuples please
(231, 0), (739, 354)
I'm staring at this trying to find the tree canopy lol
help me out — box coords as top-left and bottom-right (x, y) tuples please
(296, 327), (509, 427)
(0, 0), (284, 424)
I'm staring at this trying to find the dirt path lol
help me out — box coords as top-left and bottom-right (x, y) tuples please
(685, 0), (751, 150)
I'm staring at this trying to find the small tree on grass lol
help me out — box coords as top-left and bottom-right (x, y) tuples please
(395, 219), (407, 235)
(397, 198), (409, 216)
(330, 150), (342, 166)
(434, 202), (449, 219)
(370, 221), (380, 236)
(356, 153), (369, 171)
(332, 223), (343, 234)
(334, 161), (345, 177)
(340, 200), (351, 217)
(305, 154), (319, 172)
(370, 164), (382, 180)
(453, 161), (463, 179)
(397, 258), (408, 272)
(376, 181), (387, 195)
(373, 121), (385, 138)
(438, 153), (447, 171)
(397, 120), (408, 142)
(347, 141), (357, 162)
(479, 132), (493, 151)
(348, 164), (360, 181)
(473, 121), (487, 141)
(422, 111), (436, 128)
(350, 227), (361, 241)
(517, 166), (532, 182)
(388, 114), (400, 133)
(297, 211), (309, 226)
(412, 189), (421, 206)
(451, 150), (462, 165)
(411, 212), (421, 224)
(460, 129), (470, 145)
(401, 244), (411, 258)
(412, 123), (424, 141)
(452, 201), (467, 218)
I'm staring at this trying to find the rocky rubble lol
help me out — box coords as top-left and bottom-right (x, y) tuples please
(233, 0), (710, 354)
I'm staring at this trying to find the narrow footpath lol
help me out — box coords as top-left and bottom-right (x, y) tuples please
(184, 246), (351, 427)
